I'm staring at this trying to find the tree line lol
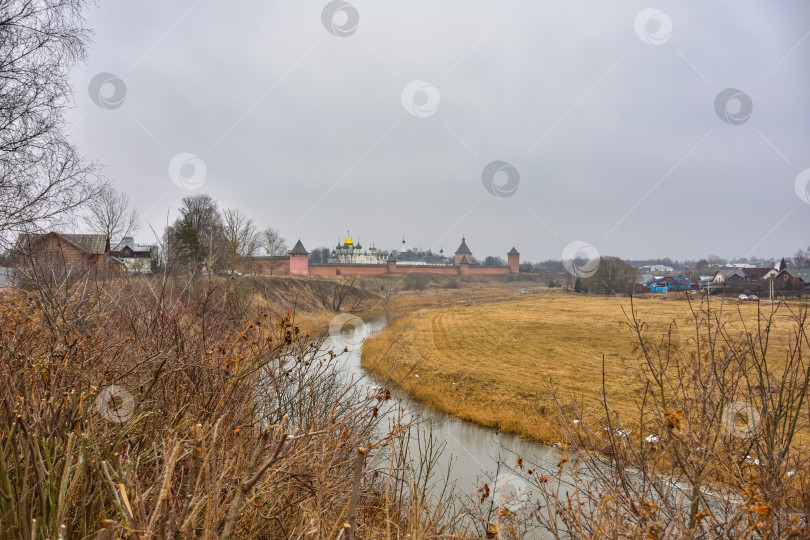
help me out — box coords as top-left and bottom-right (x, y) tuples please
(163, 194), (287, 275)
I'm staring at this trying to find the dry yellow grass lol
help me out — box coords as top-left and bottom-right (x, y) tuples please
(362, 291), (799, 444)
(379, 280), (534, 315)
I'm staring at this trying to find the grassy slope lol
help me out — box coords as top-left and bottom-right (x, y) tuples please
(264, 273), (542, 335)
(361, 291), (795, 444)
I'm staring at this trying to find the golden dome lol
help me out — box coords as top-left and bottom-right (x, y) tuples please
(344, 234), (353, 245)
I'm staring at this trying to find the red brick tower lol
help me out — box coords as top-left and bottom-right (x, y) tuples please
(454, 237), (472, 266)
(458, 255), (470, 275)
(289, 239), (309, 275)
(508, 247), (520, 274)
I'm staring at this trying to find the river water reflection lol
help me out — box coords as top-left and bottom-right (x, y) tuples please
(324, 315), (562, 502)
(323, 313), (738, 538)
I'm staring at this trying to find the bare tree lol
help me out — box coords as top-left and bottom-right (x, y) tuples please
(0, 0), (101, 243)
(165, 194), (223, 273)
(793, 248), (808, 269)
(262, 227), (287, 256)
(82, 186), (140, 249)
(584, 255), (638, 294)
(220, 208), (259, 273)
(181, 194), (219, 233)
(310, 276), (368, 312)
(483, 255), (506, 266)
(380, 277), (400, 307)
(308, 247), (328, 264)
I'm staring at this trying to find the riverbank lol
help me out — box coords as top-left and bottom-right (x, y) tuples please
(259, 272), (542, 337)
(5, 274), (534, 539)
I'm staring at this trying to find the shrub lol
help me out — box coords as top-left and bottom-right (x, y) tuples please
(529, 297), (810, 537)
(404, 274), (428, 291)
(0, 274), (463, 538)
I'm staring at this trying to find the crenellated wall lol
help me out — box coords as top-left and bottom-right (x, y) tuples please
(251, 256), (290, 275)
(309, 264), (389, 276)
(306, 263), (511, 276)
(250, 247), (520, 276)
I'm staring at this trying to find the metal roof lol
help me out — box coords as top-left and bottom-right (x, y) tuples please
(289, 239), (309, 255)
(114, 240), (154, 254)
(395, 252), (449, 264)
(455, 237), (472, 255)
(16, 233), (108, 255)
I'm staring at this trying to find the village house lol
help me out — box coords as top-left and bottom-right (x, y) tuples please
(762, 268), (780, 280)
(712, 266), (800, 285)
(638, 264), (674, 273)
(647, 274), (692, 292)
(765, 268), (810, 289)
(736, 267), (773, 281)
(110, 237), (156, 274)
(711, 268), (747, 284)
(13, 233), (110, 281)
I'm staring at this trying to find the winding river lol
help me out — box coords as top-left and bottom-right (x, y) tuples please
(325, 315), (561, 502)
(323, 314), (748, 537)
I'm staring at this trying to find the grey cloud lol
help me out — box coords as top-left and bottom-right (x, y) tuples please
(69, 0), (810, 262)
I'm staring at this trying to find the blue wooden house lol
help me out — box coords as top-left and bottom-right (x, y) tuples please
(648, 274), (691, 292)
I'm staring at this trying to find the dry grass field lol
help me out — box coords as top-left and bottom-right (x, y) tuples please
(379, 277), (538, 315)
(362, 291), (801, 444)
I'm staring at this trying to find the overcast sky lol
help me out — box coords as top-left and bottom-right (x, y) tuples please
(68, 1), (810, 263)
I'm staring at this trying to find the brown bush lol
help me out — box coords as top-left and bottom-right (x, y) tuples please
(0, 273), (467, 539)
(525, 296), (810, 538)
